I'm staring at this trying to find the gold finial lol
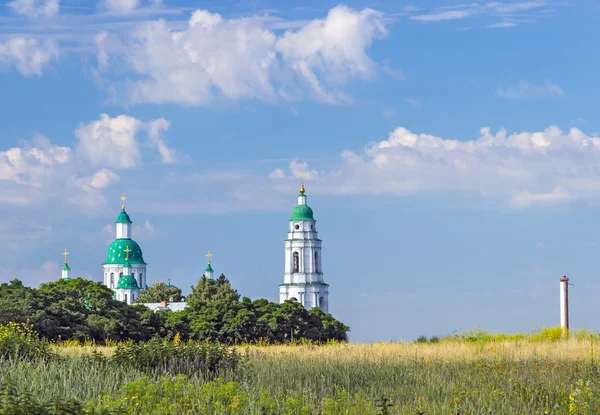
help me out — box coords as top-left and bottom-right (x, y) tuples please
(62, 249), (69, 264)
(121, 193), (127, 210)
(299, 172), (305, 195)
(206, 250), (212, 265)
(124, 247), (131, 260)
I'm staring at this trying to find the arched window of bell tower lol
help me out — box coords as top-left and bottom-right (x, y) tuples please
(314, 252), (319, 273)
(293, 252), (299, 273)
(110, 273), (114, 288)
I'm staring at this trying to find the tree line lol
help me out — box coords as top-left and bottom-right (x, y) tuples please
(0, 274), (349, 343)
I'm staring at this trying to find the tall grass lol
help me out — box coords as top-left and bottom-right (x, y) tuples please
(4, 328), (600, 413)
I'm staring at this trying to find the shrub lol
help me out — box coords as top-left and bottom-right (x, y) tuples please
(0, 323), (52, 361)
(111, 338), (242, 378)
(415, 335), (428, 344)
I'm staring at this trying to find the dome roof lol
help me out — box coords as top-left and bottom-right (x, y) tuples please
(105, 239), (146, 265)
(205, 263), (214, 273)
(116, 210), (132, 223)
(291, 204), (314, 221)
(117, 274), (139, 289)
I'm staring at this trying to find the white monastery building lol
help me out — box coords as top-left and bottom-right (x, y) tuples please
(59, 182), (331, 312)
(279, 181), (329, 312)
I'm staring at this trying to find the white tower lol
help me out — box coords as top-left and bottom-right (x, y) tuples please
(279, 178), (329, 312)
(103, 194), (148, 291)
(61, 249), (72, 280)
(205, 251), (214, 279)
(115, 248), (140, 305)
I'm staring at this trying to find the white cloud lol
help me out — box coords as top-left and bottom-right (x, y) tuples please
(75, 114), (143, 169)
(0, 135), (72, 188)
(495, 79), (564, 99)
(270, 125), (600, 208)
(411, 9), (476, 22)
(103, 0), (140, 14)
(75, 114), (179, 169)
(96, 5), (387, 105)
(0, 38), (59, 76)
(90, 169), (120, 189)
(147, 118), (177, 164)
(486, 20), (519, 28)
(411, 2), (549, 23)
(7, 0), (59, 19)
(486, 1), (546, 13)
(510, 188), (572, 208)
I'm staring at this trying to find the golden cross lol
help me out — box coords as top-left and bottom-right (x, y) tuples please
(300, 172), (304, 182)
(62, 249), (69, 264)
(121, 193), (127, 210)
(124, 247), (131, 260)
(206, 250), (212, 265)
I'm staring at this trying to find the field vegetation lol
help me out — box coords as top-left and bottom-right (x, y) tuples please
(2, 324), (600, 414)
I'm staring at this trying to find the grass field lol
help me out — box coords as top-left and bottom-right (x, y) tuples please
(1, 329), (600, 414)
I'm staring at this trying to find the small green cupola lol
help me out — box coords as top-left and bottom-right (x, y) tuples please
(61, 249), (72, 280)
(204, 250), (214, 279)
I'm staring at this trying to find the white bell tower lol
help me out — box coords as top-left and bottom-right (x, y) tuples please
(279, 177), (329, 312)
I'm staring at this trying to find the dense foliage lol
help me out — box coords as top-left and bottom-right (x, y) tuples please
(134, 281), (184, 303)
(0, 275), (348, 344)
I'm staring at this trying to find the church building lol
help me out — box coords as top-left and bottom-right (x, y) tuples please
(103, 195), (148, 295)
(279, 180), (329, 312)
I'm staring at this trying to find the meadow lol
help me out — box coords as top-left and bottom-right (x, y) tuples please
(2, 326), (600, 414)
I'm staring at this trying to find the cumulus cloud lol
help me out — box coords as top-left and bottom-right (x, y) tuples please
(75, 114), (143, 169)
(0, 38), (59, 76)
(96, 5), (387, 105)
(495, 79), (564, 99)
(0, 135), (72, 188)
(7, 0), (59, 19)
(90, 169), (120, 189)
(270, 125), (600, 208)
(75, 114), (177, 168)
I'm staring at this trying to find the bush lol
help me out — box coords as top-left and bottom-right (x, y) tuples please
(111, 338), (243, 378)
(0, 323), (52, 361)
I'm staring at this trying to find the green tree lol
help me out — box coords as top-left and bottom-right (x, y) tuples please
(135, 281), (184, 303)
(187, 274), (240, 304)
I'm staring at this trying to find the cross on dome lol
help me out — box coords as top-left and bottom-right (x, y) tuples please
(124, 247), (131, 260)
(206, 250), (212, 265)
(62, 249), (69, 264)
(121, 193), (127, 211)
(299, 172), (305, 195)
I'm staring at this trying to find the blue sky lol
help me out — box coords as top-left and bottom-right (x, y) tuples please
(1, 0), (599, 341)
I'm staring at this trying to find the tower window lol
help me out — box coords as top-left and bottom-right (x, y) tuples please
(140, 273), (143, 288)
(293, 252), (299, 273)
(119, 272), (123, 278)
(124, 294), (128, 303)
(295, 224), (300, 230)
(319, 296), (325, 310)
(110, 273), (114, 288)
(315, 251), (319, 273)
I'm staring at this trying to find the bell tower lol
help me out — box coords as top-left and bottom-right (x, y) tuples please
(279, 176), (329, 312)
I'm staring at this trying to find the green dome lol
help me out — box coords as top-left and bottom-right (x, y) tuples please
(62, 263), (71, 271)
(105, 239), (146, 265)
(205, 263), (214, 273)
(291, 205), (314, 221)
(116, 210), (132, 223)
(117, 274), (139, 289)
